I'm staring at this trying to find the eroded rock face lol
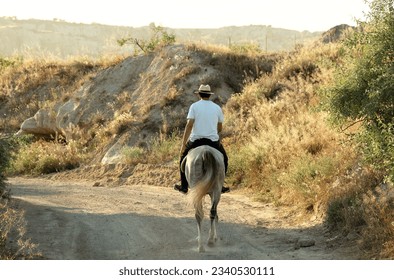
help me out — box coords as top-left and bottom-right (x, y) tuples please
(16, 54), (156, 140)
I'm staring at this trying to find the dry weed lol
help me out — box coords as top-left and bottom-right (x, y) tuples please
(10, 139), (84, 175)
(360, 183), (394, 259)
(223, 42), (359, 212)
(326, 166), (394, 259)
(0, 200), (40, 259)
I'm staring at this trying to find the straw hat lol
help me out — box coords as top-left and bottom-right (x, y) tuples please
(195, 84), (214, 95)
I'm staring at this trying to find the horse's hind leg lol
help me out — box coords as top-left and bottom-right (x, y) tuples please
(195, 203), (205, 252)
(208, 202), (218, 246)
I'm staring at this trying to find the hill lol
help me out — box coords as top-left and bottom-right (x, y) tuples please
(0, 17), (321, 58)
(1, 43), (277, 167)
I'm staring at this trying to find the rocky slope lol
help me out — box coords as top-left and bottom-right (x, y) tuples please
(13, 44), (278, 165)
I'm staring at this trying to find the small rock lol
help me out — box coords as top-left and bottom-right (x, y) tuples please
(295, 239), (316, 249)
(346, 232), (359, 241)
(93, 182), (101, 187)
(299, 239), (316, 247)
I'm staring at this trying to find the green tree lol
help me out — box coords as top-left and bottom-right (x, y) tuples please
(326, 0), (394, 180)
(117, 23), (176, 54)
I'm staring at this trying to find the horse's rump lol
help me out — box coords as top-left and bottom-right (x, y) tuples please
(184, 146), (224, 210)
(189, 147), (218, 208)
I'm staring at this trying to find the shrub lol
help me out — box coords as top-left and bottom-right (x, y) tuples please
(0, 138), (10, 197)
(122, 146), (146, 165)
(0, 56), (21, 70)
(121, 131), (181, 166)
(324, 0), (394, 182)
(147, 132), (180, 164)
(9, 139), (83, 175)
(229, 42), (262, 55)
(0, 137), (39, 259)
(0, 202), (40, 259)
(322, 1), (394, 258)
(325, 166), (394, 259)
(118, 23), (176, 54)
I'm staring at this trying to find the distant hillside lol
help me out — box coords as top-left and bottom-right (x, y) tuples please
(0, 17), (321, 58)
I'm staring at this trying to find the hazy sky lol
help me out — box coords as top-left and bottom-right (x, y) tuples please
(0, 0), (369, 32)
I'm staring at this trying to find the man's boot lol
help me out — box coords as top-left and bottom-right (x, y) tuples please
(174, 183), (188, 194)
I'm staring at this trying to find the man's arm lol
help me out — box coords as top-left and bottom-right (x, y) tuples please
(217, 122), (223, 133)
(180, 119), (194, 156)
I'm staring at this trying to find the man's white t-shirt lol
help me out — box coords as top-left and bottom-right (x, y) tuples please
(187, 100), (224, 142)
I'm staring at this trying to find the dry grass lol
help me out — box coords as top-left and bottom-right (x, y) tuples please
(225, 89), (356, 208)
(223, 43), (355, 209)
(122, 131), (180, 165)
(0, 200), (40, 259)
(1, 139), (40, 259)
(185, 42), (278, 92)
(361, 184), (394, 259)
(326, 166), (394, 259)
(9, 139), (84, 175)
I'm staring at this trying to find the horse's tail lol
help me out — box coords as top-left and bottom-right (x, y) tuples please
(189, 149), (219, 215)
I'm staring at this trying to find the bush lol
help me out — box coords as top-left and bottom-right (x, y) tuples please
(325, 166), (394, 259)
(118, 23), (176, 54)
(0, 202), (39, 259)
(325, 0), (394, 182)
(9, 139), (83, 175)
(0, 57), (20, 70)
(0, 138), (10, 197)
(1, 137), (39, 259)
(147, 132), (180, 164)
(322, 1), (394, 258)
(122, 132), (181, 166)
(122, 146), (146, 165)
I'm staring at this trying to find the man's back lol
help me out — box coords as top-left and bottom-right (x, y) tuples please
(187, 100), (224, 142)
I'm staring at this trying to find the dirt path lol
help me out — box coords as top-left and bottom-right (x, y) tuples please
(8, 177), (359, 260)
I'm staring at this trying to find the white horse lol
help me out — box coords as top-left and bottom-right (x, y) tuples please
(181, 145), (225, 252)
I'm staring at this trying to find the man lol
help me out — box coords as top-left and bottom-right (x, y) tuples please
(174, 84), (230, 194)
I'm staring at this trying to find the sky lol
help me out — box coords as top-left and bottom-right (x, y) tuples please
(0, 0), (370, 32)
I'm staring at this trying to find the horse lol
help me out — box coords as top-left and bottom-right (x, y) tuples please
(181, 145), (225, 252)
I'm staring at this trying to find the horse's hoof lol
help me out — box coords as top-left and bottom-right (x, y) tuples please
(199, 246), (205, 253)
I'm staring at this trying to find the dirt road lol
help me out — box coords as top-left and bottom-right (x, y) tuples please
(8, 177), (359, 260)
